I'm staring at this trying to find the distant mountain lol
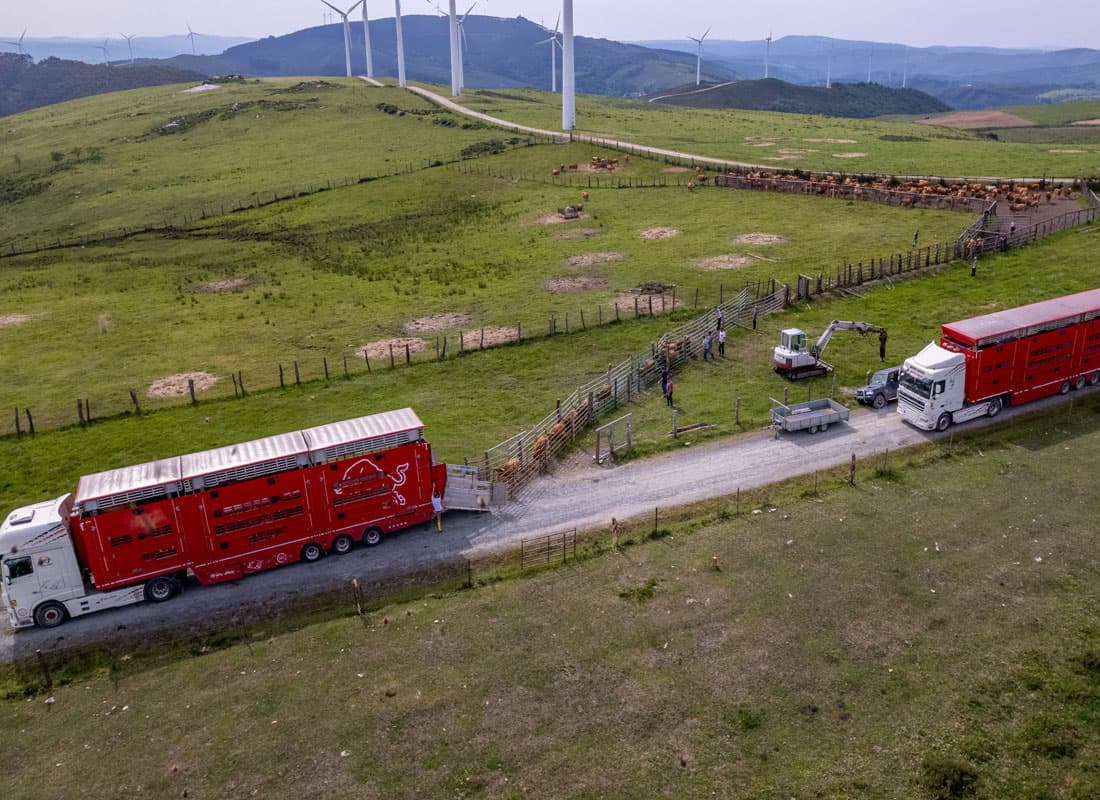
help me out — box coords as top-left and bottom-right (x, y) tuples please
(199, 15), (734, 97)
(0, 53), (206, 117)
(2, 34), (256, 63)
(638, 36), (1100, 109)
(647, 78), (951, 118)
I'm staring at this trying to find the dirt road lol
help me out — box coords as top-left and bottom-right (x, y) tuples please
(6, 390), (1082, 663)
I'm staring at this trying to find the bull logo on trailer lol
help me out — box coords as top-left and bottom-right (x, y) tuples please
(336, 460), (411, 506)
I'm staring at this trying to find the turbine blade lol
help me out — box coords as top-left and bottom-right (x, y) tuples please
(554, 13), (560, 34)
(702, 27), (710, 41)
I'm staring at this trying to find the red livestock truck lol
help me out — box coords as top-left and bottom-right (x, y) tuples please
(897, 288), (1100, 431)
(1, 408), (447, 628)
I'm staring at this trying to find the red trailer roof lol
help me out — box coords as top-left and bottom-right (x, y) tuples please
(943, 288), (1100, 348)
(301, 408), (424, 462)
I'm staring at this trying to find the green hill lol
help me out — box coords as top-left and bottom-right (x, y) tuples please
(647, 78), (951, 118)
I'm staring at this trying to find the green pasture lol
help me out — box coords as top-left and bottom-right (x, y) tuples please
(1006, 99), (1100, 125)
(449, 86), (1100, 177)
(0, 78), (514, 245)
(2, 402), (1098, 799)
(0, 142), (971, 433)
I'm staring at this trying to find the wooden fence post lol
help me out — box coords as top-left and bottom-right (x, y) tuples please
(323, 357), (330, 382)
(188, 379), (197, 405)
(77, 399), (85, 426)
(405, 343), (411, 364)
(389, 344), (395, 368)
(343, 353), (349, 379)
(129, 389), (142, 416)
(294, 361), (301, 386)
(24, 408), (34, 436)
(279, 364), (285, 388)
(231, 373), (239, 398)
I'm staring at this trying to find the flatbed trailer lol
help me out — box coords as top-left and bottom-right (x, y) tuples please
(769, 397), (850, 434)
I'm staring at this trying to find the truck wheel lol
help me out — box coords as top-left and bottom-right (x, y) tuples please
(1090, 371), (1100, 386)
(872, 393), (887, 410)
(987, 396), (1003, 418)
(819, 422), (830, 433)
(144, 575), (179, 603)
(807, 425), (819, 434)
(1075, 375), (1087, 391)
(331, 534), (354, 555)
(1060, 380), (1071, 395)
(301, 543), (324, 563)
(33, 601), (68, 629)
(363, 527), (383, 547)
(935, 413), (952, 432)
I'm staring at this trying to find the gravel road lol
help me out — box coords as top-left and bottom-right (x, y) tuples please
(14, 389), (1078, 664)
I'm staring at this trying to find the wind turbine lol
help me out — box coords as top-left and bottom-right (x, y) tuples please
(456, 2), (476, 90)
(98, 39), (110, 66)
(764, 29), (772, 78)
(825, 38), (833, 88)
(562, 0), (575, 131)
(866, 43), (873, 83)
(445, 0), (460, 97)
(394, 0), (407, 87)
(687, 27), (710, 86)
(321, 0), (364, 78)
(361, 1), (374, 78)
(3, 28), (27, 55)
(186, 23), (197, 55)
(121, 33), (136, 65)
(902, 53), (909, 88)
(537, 14), (562, 93)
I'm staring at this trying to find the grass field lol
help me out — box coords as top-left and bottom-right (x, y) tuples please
(2, 401), (1098, 799)
(449, 87), (1100, 177)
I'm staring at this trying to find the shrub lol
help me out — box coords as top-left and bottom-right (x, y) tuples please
(921, 754), (979, 800)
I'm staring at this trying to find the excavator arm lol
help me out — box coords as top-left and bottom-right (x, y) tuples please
(810, 320), (888, 362)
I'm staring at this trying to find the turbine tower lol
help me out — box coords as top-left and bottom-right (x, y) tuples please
(99, 39), (110, 65)
(902, 53), (909, 89)
(866, 43), (873, 83)
(687, 27), (710, 86)
(537, 14), (562, 93)
(121, 33), (136, 65)
(764, 29), (772, 78)
(394, 0), (407, 87)
(361, 1), (374, 78)
(3, 29), (27, 55)
(446, 0), (461, 96)
(456, 2), (476, 90)
(561, 0), (575, 130)
(321, 1), (364, 78)
(186, 23), (197, 55)
(825, 39), (833, 88)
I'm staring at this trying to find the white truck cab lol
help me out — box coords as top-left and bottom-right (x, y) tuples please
(1, 494), (143, 629)
(897, 342), (997, 431)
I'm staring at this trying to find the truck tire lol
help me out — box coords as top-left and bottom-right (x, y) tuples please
(144, 575), (179, 603)
(986, 396), (1003, 418)
(1090, 371), (1100, 386)
(33, 601), (68, 629)
(331, 534), (354, 555)
(807, 425), (819, 434)
(872, 393), (887, 410)
(1060, 380), (1071, 395)
(819, 422), (830, 432)
(363, 527), (383, 547)
(1075, 375), (1087, 391)
(935, 413), (952, 432)
(301, 542), (324, 563)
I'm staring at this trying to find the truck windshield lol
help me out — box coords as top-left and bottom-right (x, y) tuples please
(899, 372), (932, 398)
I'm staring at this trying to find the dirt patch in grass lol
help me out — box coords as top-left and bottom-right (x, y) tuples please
(356, 337), (426, 360)
(731, 233), (788, 246)
(552, 227), (603, 239)
(609, 292), (683, 312)
(832, 152), (867, 159)
(403, 312), (472, 333)
(1072, 119), (1100, 126)
(762, 155), (802, 161)
(461, 325), (519, 347)
(778, 148), (818, 155)
(193, 277), (257, 293)
(0, 313), (38, 328)
(746, 142), (776, 148)
(1048, 149), (1090, 154)
(696, 255), (754, 271)
(661, 166), (691, 173)
(805, 138), (857, 143)
(182, 83), (221, 93)
(545, 275), (610, 292)
(918, 110), (1034, 129)
(534, 212), (592, 225)
(567, 252), (624, 267)
(148, 371), (218, 398)
(640, 228), (681, 240)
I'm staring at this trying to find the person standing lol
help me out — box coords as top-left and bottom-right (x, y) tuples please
(718, 327), (726, 357)
(431, 488), (444, 531)
(702, 331), (713, 361)
(913, 229), (919, 248)
(715, 305), (723, 329)
(660, 366), (669, 398)
(665, 377), (674, 407)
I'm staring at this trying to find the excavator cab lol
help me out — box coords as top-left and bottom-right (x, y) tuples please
(779, 329), (808, 353)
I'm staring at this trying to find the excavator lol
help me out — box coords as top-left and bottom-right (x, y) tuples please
(773, 320), (888, 381)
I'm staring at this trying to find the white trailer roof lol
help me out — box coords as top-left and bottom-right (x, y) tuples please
(301, 408), (423, 457)
(76, 457), (182, 505)
(179, 431), (310, 483)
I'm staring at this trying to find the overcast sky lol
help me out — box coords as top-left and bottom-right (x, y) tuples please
(6, 0), (1097, 50)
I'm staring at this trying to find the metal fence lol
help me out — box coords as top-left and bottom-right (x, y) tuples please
(714, 174), (988, 213)
(520, 528), (578, 570)
(473, 284), (787, 493)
